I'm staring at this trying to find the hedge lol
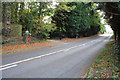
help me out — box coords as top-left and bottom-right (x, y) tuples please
(9, 24), (22, 37)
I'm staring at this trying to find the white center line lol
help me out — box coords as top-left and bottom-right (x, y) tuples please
(0, 64), (17, 71)
(1, 36), (110, 71)
(0, 49), (64, 70)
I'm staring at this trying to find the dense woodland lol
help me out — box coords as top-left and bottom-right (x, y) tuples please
(0, 2), (120, 41)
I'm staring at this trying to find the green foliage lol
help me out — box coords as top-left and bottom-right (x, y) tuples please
(8, 2), (55, 39)
(52, 2), (102, 38)
(9, 24), (22, 37)
(2, 39), (10, 44)
(20, 9), (34, 32)
(22, 2), (55, 39)
(87, 41), (120, 78)
(33, 20), (56, 39)
(87, 68), (93, 78)
(2, 2), (105, 40)
(10, 2), (19, 24)
(99, 24), (106, 33)
(112, 42), (120, 54)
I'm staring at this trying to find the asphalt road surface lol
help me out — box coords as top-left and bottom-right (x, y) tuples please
(1, 34), (111, 78)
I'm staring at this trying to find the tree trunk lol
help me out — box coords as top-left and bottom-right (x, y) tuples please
(2, 2), (11, 37)
(117, 30), (120, 42)
(2, 2), (7, 27)
(2, 2), (11, 27)
(114, 31), (117, 41)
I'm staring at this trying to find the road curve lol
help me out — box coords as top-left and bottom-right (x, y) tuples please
(2, 34), (111, 78)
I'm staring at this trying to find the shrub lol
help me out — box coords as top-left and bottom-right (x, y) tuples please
(9, 24), (22, 37)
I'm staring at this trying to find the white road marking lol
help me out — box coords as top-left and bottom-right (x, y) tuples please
(63, 43), (69, 44)
(0, 36), (111, 71)
(0, 64), (17, 71)
(0, 49), (64, 70)
(82, 44), (86, 46)
(64, 49), (71, 52)
(0, 45), (84, 71)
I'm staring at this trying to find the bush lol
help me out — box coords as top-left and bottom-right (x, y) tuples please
(2, 39), (10, 44)
(2, 27), (11, 36)
(9, 24), (22, 37)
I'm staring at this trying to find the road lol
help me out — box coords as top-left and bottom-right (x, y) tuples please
(1, 34), (111, 78)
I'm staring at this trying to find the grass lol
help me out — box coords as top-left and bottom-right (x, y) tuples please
(87, 41), (120, 78)
(1, 36), (43, 46)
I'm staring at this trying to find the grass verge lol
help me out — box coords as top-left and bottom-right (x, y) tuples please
(1, 35), (98, 53)
(87, 41), (120, 78)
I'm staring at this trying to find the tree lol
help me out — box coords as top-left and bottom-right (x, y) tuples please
(52, 2), (102, 38)
(10, 2), (19, 24)
(2, 2), (11, 27)
(98, 2), (120, 41)
(31, 2), (56, 39)
(2, 2), (56, 39)
(2, 2), (11, 36)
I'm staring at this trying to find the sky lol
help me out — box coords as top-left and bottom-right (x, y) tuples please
(105, 25), (113, 33)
